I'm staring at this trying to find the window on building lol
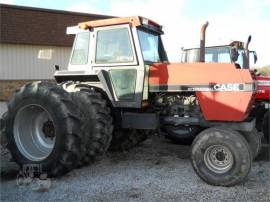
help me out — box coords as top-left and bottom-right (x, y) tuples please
(38, 49), (53, 60)
(95, 28), (134, 64)
(70, 32), (90, 65)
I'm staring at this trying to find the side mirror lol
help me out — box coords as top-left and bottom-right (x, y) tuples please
(253, 52), (257, 64)
(250, 51), (257, 64)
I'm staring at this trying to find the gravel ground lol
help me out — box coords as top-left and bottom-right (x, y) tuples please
(0, 102), (269, 202)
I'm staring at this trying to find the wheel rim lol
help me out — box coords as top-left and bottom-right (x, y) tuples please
(204, 145), (234, 174)
(14, 104), (56, 161)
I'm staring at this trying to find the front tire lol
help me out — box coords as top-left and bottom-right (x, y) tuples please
(191, 127), (252, 186)
(4, 82), (83, 177)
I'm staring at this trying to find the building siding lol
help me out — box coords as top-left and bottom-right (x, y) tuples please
(0, 43), (71, 80)
(0, 4), (111, 46)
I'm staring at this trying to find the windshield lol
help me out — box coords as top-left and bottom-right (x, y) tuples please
(206, 47), (231, 63)
(182, 46), (231, 63)
(181, 46), (257, 68)
(182, 46), (248, 68)
(137, 29), (165, 63)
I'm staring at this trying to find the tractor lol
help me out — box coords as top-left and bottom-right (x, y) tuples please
(1, 16), (261, 186)
(177, 22), (269, 145)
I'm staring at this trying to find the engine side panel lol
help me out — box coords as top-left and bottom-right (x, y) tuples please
(149, 63), (255, 121)
(196, 92), (253, 121)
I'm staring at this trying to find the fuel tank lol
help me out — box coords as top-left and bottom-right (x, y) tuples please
(149, 63), (255, 121)
(255, 76), (270, 100)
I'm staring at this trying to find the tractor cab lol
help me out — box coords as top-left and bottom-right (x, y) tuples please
(65, 16), (167, 69)
(56, 16), (168, 108)
(181, 41), (258, 69)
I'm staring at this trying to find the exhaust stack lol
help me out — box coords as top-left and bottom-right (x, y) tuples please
(244, 35), (251, 69)
(199, 21), (209, 62)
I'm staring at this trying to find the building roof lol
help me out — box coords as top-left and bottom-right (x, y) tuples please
(0, 4), (112, 46)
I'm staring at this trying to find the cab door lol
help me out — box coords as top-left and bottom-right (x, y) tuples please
(92, 24), (145, 108)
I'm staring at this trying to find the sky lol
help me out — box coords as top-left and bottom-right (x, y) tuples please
(1, 0), (270, 67)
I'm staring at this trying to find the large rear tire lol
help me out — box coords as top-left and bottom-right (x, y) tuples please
(4, 82), (83, 177)
(71, 90), (113, 165)
(63, 82), (147, 152)
(109, 129), (149, 151)
(191, 127), (252, 186)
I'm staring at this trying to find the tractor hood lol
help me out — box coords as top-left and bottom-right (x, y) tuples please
(149, 62), (255, 121)
(149, 62), (254, 88)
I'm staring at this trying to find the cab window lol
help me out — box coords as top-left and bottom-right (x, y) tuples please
(70, 32), (90, 65)
(96, 28), (134, 64)
(137, 30), (162, 63)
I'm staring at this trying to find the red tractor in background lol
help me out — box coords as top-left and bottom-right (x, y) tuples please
(252, 75), (269, 143)
(174, 22), (270, 145)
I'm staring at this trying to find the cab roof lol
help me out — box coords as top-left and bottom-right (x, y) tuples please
(78, 16), (163, 33)
(183, 41), (245, 51)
